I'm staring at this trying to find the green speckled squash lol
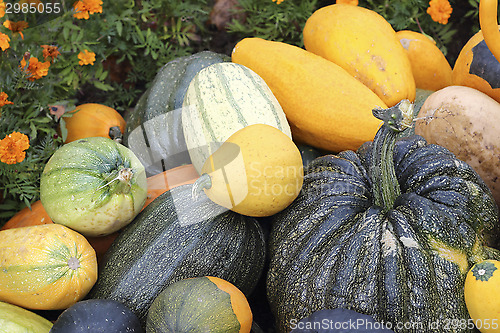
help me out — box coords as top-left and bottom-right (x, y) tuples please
(146, 276), (252, 333)
(182, 62), (292, 174)
(0, 301), (53, 333)
(86, 184), (265, 325)
(268, 100), (500, 333)
(124, 51), (230, 176)
(40, 137), (147, 237)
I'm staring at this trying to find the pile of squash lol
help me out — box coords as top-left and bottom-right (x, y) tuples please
(2, 2), (500, 333)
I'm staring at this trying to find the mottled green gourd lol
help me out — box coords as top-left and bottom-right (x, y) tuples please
(268, 100), (500, 333)
(87, 184), (265, 325)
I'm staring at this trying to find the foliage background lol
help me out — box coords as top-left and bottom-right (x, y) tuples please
(0, 0), (494, 224)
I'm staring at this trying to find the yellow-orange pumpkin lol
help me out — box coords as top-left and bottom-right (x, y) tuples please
(61, 103), (126, 143)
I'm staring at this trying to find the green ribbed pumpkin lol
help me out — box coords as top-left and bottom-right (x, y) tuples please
(86, 184), (265, 325)
(40, 137), (147, 237)
(268, 100), (500, 333)
(124, 51), (230, 176)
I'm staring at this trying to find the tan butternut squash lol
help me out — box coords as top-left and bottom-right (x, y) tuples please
(231, 37), (386, 153)
(303, 4), (415, 106)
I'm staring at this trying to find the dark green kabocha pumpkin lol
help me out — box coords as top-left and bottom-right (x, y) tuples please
(86, 184), (266, 325)
(268, 100), (500, 333)
(124, 51), (230, 176)
(50, 299), (143, 332)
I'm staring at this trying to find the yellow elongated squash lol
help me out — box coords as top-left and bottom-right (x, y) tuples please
(231, 37), (386, 153)
(0, 224), (98, 310)
(303, 4), (415, 106)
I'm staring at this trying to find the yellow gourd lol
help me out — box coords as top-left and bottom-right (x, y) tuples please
(396, 30), (452, 91)
(303, 4), (415, 106)
(193, 123), (303, 217)
(231, 37), (386, 153)
(0, 224), (98, 310)
(464, 260), (500, 332)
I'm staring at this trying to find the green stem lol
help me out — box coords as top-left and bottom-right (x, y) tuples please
(191, 173), (212, 200)
(370, 99), (414, 212)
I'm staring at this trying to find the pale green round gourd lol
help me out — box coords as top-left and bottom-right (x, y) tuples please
(40, 137), (147, 237)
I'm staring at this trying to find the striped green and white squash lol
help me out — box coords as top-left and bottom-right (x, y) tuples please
(182, 62), (292, 174)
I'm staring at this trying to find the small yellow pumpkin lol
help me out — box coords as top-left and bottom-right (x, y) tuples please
(303, 4), (415, 106)
(396, 30), (452, 91)
(464, 259), (500, 333)
(193, 123), (303, 217)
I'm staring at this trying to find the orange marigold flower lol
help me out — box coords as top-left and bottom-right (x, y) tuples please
(427, 0), (453, 25)
(336, 0), (358, 5)
(0, 131), (30, 165)
(41, 45), (61, 62)
(78, 49), (96, 65)
(73, 0), (103, 19)
(3, 20), (29, 39)
(20, 56), (51, 81)
(0, 32), (9, 51)
(0, 92), (13, 107)
(0, 0), (6, 18)
(272, 0), (285, 4)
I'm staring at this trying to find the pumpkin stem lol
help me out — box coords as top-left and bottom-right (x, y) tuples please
(109, 126), (123, 144)
(191, 173), (212, 200)
(370, 99), (413, 212)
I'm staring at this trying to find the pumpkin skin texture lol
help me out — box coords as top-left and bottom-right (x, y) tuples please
(40, 137), (147, 237)
(50, 299), (143, 333)
(196, 124), (303, 217)
(268, 100), (500, 333)
(146, 276), (252, 333)
(61, 103), (126, 144)
(464, 260), (500, 333)
(0, 224), (98, 310)
(86, 184), (266, 325)
(452, 28), (500, 104)
(291, 308), (394, 333)
(303, 4), (415, 106)
(0, 301), (53, 333)
(396, 30), (453, 91)
(414, 85), (500, 213)
(231, 37), (386, 153)
(124, 51), (230, 176)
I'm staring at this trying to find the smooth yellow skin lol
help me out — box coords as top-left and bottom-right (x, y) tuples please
(232, 37), (386, 153)
(464, 260), (500, 332)
(303, 4), (415, 107)
(0, 224), (98, 310)
(396, 30), (452, 91)
(202, 124), (303, 217)
(480, 0), (500, 64)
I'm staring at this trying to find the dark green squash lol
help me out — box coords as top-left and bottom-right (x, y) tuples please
(86, 184), (265, 325)
(50, 299), (143, 332)
(146, 276), (252, 333)
(291, 308), (395, 333)
(268, 100), (500, 333)
(124, 51), (230, 176)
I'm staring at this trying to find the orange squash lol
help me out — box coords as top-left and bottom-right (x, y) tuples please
(61, 103), (126, 143)
(144, 164), (199, 208)
(396, 30), (452, 91)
